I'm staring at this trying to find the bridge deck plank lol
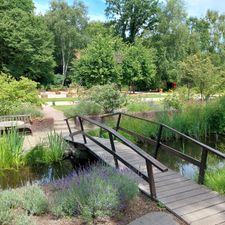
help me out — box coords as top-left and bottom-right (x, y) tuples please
(65, 135), (225, 225)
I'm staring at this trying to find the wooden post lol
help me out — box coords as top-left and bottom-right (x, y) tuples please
(198, 147), (208, 184)
(109, 132), (119, 169)
(65, 119), (74, 141)
(154, 124), (163, 159)
(146, 160), (157, 199)
(78, 117), (87, 144)
(116, 113), (122, 131)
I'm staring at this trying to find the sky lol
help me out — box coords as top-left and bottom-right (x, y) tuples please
(34, 0), (225, 21)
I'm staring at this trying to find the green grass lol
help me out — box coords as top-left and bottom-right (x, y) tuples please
(53, 105), (75, 112)
(0, 129), (25, 170)
(42, 97), (77, 102)
(128, 93), (167, 99)
(126, 102), (152, 112)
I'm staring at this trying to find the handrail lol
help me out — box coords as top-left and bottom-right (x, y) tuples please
(76, 115), (168, 172)
(118, 112), (225, 159)
(95, 112), (225, 184)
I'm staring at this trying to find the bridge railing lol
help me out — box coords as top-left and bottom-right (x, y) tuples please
(65, 115), (168, 199)
(99, 112), (225, 184)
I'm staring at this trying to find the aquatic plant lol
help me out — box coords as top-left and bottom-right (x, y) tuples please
(0, 128), (25, 170)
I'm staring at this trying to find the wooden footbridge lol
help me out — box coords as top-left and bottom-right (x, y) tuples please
(64, 113), (225, 225)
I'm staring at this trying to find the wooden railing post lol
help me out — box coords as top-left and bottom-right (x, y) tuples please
(198, 147), (208, 184)
(154, 124), (163, 159)
(78, 117), (87, 144)
(65, 119), (74, 141)
(109, 132), (119, 169)
(116, 113), (122, 131)
(146, 160), (157, 199)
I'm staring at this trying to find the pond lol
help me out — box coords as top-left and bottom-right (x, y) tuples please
(0, 150), (98, 190)
(141, 134), (225, 180)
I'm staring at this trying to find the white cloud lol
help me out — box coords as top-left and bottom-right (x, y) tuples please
(89, 14), (106, 21)
(34, 1), (49, 15)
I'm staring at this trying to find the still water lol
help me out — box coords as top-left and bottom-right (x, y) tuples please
(140, 134), (225, 180)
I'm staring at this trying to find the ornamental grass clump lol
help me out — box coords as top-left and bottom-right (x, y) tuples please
(0, 128), (25, 170)
(51, 164), (138, 220)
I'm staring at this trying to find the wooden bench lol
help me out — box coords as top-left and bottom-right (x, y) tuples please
(0, 115), (32, 134)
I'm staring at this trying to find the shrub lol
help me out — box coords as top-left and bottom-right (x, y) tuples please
(22, 185), (48, 215)
(64, 101), (103, 117)
(13, 103), (43, 118)
(0, 204), (12, 225)
(0, 128), (25, 170)
(163, 91), (183, 110)
(0, 73), (41, 115)
(13, 214), (37, 225)
(51, 164), (138, 220)
(0, 189), (22, 209)
(86, 84), (126, 113)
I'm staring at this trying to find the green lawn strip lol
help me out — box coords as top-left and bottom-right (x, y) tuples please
(53, 105), (75, 112)
(128, 93), (168, 99)
(42, 97), (77, 102)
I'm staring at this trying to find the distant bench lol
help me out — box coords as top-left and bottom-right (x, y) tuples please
(0, 115), (32, 134)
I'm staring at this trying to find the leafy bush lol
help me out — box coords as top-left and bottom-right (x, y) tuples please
(13, 103), (43, 118)
(0, 73), (42, 115)
(51, 164), (138, 220)
(0, 128), (25, 170)
(86, 84), (126, 113)
(13, 214), (37, 225)
(0, 189), (22, 209)
(22, 185), (48, 215)
(163, 91), (183, 110)
(0, 204), (12, 225)
(64, 101), (103, 117)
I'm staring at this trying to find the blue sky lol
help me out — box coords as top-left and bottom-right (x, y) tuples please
(34, 0), (225, 20)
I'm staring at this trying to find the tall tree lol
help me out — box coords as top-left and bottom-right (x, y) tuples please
(71, 35), (124, 87)
(46, 0), (88, 82)
(148, 0), (189, 83)
(0, 2), (55, 84)
(105, 0), (159, 43)
(0, 0), (34, 13)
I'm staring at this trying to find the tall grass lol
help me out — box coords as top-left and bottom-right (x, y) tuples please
(25, 131), (66, 165)
(0, 128), (24, 170)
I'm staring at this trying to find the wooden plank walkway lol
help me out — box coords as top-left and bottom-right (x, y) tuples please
(66, 134), (225, 225)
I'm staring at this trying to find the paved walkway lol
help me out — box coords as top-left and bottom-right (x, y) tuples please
(23, 105), (68, 151)
(128, 212), (179, 225)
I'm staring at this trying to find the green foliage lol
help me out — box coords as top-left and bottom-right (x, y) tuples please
(51, 164), (138, 220)
(71, 35), (124, 87)
(0, 128), (25, 170)
(122, 42), (156, 91)
(0, 203), (12, 225)
(64, 101), (103, 117)
(13, 214), (37, 225)
(105, 0), (159, 43)
(181, 53), (225, 100)
(0, 74), (42, 115)
(13, 103), (43, 118)
(126, 102), (152, 112)
(25, 132), (66, 165)
(0, 189), (22, 209)
(46, 0), (88, 79)
(47, 131), (66, 162)
(205, 167), (225, 194)
(0, 0), (34, 13)
(86, 84), (126, 113)
(22, 185), (48, 215)
(163, 91), (183, 110)
(0, 8), (55, 84)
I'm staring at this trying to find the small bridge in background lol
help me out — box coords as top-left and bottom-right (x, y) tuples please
(64, 112), (225, 225)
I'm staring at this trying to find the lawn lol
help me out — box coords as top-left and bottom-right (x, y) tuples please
(42, 97), (77, 102)
(53, 105), (75, 112)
